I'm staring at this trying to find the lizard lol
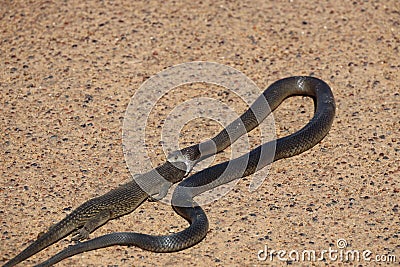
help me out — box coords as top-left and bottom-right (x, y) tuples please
(2, 160), (187, 267)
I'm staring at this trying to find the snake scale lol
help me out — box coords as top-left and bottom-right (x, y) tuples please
(3, 76), (335, 266)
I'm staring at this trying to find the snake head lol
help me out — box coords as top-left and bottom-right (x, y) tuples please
(167, 150), (194, 176)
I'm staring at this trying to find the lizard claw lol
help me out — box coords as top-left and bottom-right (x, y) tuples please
(71, 227), (90, 241)
(148, 181), (172, 202)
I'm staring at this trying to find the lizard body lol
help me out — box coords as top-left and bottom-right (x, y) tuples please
(3, 161), (186, 267)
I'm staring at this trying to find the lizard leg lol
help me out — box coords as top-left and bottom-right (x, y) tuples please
(71, 209), (112, 241)
(148, 181), (172, 202)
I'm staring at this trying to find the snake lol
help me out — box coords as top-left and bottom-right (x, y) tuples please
(33, 76), (335, 266)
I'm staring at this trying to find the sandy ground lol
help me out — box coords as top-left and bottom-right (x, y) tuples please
(1, 0), (399, 266)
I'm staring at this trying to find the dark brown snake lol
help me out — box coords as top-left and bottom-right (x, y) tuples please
(4, 76), (335, 266)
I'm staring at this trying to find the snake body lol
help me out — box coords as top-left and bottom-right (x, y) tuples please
(34, 76), (335, 266)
